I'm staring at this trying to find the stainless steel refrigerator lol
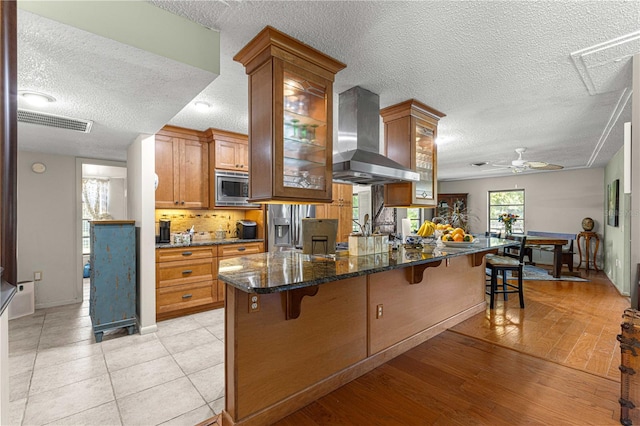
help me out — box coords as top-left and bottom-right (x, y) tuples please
(267, 204), (316, 251)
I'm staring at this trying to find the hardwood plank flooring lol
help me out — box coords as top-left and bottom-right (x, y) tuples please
(275, 267), (628, 425)
(452, 267), (630, 380)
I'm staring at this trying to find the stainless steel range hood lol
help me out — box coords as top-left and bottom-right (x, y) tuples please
(332, 86), (420, 185)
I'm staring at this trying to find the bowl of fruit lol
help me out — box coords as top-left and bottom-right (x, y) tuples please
(440, 228), (476, 247)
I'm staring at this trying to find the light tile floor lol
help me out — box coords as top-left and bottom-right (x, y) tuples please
(7, 281), (224, 426)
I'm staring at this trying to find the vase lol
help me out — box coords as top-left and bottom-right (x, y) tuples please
(504, 223), (512, 236)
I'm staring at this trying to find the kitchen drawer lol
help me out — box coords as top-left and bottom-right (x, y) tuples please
(157, 258), (216, 288)
(156, 246), (215, 263)
(218, 242), (263, 258)
(157, 280), (216, 316)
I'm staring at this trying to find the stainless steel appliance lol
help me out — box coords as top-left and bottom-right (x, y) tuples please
(159, 219), (171, 243)
(333, 86), (420, 185)
(236, 220), (257, 239)
(301, 219), (337, 255)
(215, 171), (259, 207)
(267, 204), (316, 251)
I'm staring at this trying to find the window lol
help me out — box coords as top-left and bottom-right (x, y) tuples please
(488, 189), (525, 234)
(407, 208), (430, 233)
(82, 178), (111, 254)
(352, 193), (359, 232)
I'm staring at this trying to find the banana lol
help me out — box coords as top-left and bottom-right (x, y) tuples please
(417, 220), (435, 237)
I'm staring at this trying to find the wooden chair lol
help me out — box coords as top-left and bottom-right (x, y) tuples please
(485, 231), (533, 263)
(485, 235), (527, 309)
(541, 240), (574, 272)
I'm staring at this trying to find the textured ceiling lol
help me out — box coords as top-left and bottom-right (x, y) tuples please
(17, 9), (217, 161)
(17, 1), (640, 180)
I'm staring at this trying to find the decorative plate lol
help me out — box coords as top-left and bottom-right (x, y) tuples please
(442, 240), (478, 248)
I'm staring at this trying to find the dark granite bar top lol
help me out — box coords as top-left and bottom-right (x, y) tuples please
(218, 237), (516, 294)
(156, 238), (264, 249)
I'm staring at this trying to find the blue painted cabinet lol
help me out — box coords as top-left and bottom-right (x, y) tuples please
(90, 220), (137, 342)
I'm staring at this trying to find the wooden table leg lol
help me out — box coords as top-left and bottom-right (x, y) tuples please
(577, 234), (584, 269)
(592, 235), (600, 272)
(552, 245), (562, 278)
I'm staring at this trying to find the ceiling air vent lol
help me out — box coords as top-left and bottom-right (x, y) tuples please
(18, 109), (93, 133)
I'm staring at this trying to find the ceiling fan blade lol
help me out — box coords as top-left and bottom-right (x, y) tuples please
(525, 161), (548, 168)
(530, 163), (563, 170)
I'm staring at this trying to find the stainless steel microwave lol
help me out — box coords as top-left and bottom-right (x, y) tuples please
(215, 170), (259, 207)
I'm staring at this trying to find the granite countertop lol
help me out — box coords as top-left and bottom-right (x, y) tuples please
(218, 237), (516, 294)
(156, 238), (264, 249)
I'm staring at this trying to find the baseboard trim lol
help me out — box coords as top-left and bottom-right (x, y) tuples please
(138, 323), (158, 335)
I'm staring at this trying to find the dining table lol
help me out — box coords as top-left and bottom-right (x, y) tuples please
(524, 235), (570, 278)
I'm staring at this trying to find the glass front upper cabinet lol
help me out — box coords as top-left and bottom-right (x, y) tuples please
(381, 99), (446, 208)
(282, 71), (328, 193)
(234, 26), (346, 203)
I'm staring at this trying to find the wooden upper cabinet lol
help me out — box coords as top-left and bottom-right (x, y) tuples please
(315, 183), (353, 243)
(381, 100), (445, 208)
(208, 129), (249, 172)
(155, 126), (209, 209)
(233, 26), (346, 204)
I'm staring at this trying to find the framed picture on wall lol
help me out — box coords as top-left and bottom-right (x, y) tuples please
(607, 179), (619, 227)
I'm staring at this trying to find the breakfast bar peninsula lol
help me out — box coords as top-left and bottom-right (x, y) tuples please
(218, 237), (514, 425)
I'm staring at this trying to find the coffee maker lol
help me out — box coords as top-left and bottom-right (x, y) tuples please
(159, 219), (171, 243)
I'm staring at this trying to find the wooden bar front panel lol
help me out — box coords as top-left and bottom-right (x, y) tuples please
(226, 276), (367, 421)
(368, 255), (485, 355)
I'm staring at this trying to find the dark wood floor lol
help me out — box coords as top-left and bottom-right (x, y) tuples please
(275, 267), (628, 425)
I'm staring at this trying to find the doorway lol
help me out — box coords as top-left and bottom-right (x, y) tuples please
(77, 158), (127, 301)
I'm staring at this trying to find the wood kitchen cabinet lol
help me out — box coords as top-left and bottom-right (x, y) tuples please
(155, 126), (209, 209)
(234, 26), (346, 203)
(156, 242), (264, 321)
(217, 242), (264, 301)
(381, 100), (445, 208)
(207, 128), (249, 172)
(316, 183), (353, 242)
(156, 246), (220, 321)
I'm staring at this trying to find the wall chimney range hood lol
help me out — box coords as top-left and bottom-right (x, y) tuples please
(332, 86), (420, 185)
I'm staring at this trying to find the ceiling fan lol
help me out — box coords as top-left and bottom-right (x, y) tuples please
(487, 148), (564, 173)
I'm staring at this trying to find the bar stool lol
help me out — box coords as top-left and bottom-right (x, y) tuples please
(485, 235), (527, 309)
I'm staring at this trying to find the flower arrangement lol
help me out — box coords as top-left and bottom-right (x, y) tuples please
(498, 213), (519, 234)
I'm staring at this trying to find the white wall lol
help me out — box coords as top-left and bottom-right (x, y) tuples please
(604, 146), (628, 295)
(18, 152), (78, 308)
(108, 177), (127, 219)
(440, 168), (605, 266)
(631, 54), (640, 309)
(127, 135), (157, 334)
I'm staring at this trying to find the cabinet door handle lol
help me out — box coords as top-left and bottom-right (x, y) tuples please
(181, 201), (185, 205)
(182, 294), (192, 299)
(237, 247), (246, 252)
(182, 270), (193, 274)
(174, 201), (179, 205)
(182, 251), (192, 256)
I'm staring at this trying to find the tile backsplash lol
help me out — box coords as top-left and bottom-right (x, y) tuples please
(155, 209), (247, 238)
